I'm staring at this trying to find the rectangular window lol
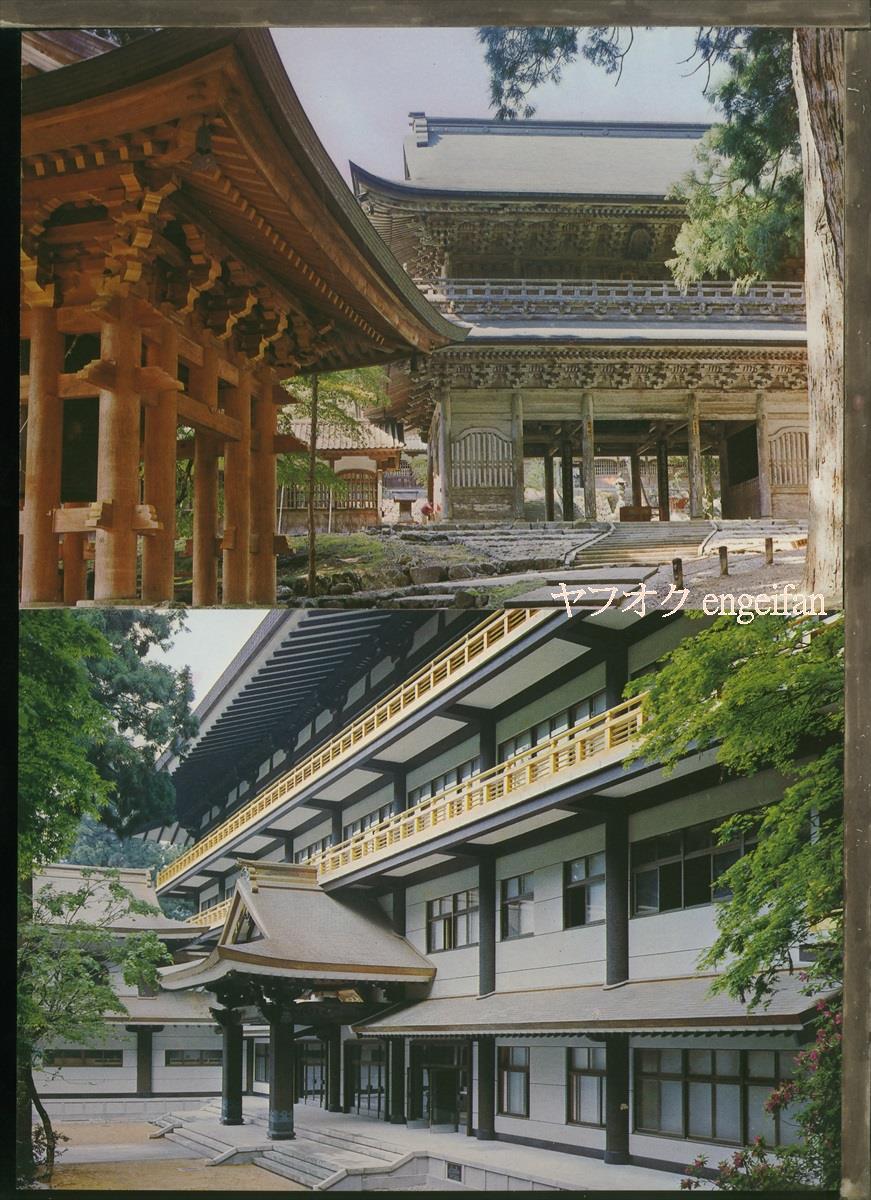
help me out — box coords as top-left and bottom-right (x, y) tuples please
(498, 692), (607, 762)
(631, 816), (760, 916)
(408, 756), (481, 807)
(634, 1049), (798, 1146)
(164, 1048), (223, 1067)
(254, 1042), (269, 1083)
(43, 1048), (123, 1068)
(343, 800), (401, 841)
(498, 1046), (529, 1117)
(500, 873), (534, 939)
(294, 834), (334, 864)
(567, 1047), (606, 1126)
(564, 852), (606, 927)
(426, 889), (479, 952)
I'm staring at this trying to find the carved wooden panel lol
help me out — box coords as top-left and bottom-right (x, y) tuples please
(450, 426), (514, 489)
(769, 428), (809, 487)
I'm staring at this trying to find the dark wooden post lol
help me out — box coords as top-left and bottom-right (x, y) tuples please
(392, 885), (406, 937)
(262, 1000), (295, 1140)
(672, 558), (684, 589)
(605, 810), (629, 987)
(388, 1040), (406, 1124)
(560, 439), (574, 521)
(604, 1033), (630, 1164)
(222, 370), (252, 604)
(212, 1008), (244, 1126)
(755, 390), (773, 519)
(605, 644), (628, 711)
(511, 391), (525, 518)
(127, 1025), (162, 1098)
(307, 372), (319, 597)
(475, 1037), (496, 1141)
(719, 546), (729, 576)
(630, 451), (643, 507)
(249, 367), (277, 604)
(687, 391), (704, 519)
(656, 436), (671, 522)
(20, 306), (64, 603)
(543, 451), (555, 521)
(326, 1028), (342, 1112)
(478, 855), (496, 997)
(580, 392), (597, 520)
(765, 537), (774, 565)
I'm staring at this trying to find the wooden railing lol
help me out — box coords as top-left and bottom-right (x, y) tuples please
(419, 278), (806, 323)
(186, 898), (232, 928)
(157, 608), (550, 891)
(305, 694), (646, 881)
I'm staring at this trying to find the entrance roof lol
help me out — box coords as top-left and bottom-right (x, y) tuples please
(159, 862), (435, 990)
(354, 972), (836, 1037)
(21, 30), (465, 373)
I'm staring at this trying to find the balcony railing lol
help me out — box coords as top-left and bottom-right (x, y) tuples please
(305, 693), (647, 882)
(419, 278), (806, 324)
(186, 898), (232, 928)
(157, 608), (551, 891)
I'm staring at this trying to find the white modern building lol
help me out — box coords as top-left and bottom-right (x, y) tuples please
(146, 608), (827, 1181)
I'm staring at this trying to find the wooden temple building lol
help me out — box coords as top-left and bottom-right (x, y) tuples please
(353, 114), (810, 523)
(18, 32), (462, 607)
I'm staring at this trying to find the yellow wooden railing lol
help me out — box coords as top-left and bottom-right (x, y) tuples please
(186, 898), (232, 928)
(158, 608), (549, 891)
(305, 693), (647, 881)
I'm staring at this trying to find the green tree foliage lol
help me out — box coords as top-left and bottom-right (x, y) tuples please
(18, 613), (112, 881)
(19, 870), (171, 1181)
(626, 614), (843, 1188)
(74, 611), (198, 836)
(65, 816), (194, 921)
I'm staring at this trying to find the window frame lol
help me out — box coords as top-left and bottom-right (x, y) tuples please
(425, 888), (480, 954)
(564, 851), (607, 928)
(566, 1046), (607, 1127)
(408, 755), (481, 807)
(164, 1047), (223, 1067)
(633, 1048), (798, 1147)
(497, 691), (607, 762)
(500, 872), (535, 941)
(43, 1047), (123, 1068)
(497, 1045), (530, 1118)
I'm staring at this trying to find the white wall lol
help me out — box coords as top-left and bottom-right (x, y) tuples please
(35, 1031), (137, 1096)
(406, 866), (479, 999)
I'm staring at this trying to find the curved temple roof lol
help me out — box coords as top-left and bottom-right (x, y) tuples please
(160, 862), (435, 990)
(21, 31), (465, 373)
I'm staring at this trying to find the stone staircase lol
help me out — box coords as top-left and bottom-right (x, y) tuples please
(255, 1122), (405, 1188)
(570, 521), (713, 566)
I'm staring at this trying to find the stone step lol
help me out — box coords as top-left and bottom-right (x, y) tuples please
(255, 1150), (330, 1186)
(165, 1128), (232, 1159)
(294, 1123), (401, 1162)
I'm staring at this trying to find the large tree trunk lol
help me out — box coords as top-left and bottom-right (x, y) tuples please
(792, 29), (844, 603)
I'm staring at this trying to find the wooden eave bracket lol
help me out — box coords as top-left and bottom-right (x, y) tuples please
(75, 359), (184, 395)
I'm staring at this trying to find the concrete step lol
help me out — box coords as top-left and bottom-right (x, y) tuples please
(294, 1123), (400, 1162)
(166, 1126), (233, 1158)
(255, 1150), (330, 1187)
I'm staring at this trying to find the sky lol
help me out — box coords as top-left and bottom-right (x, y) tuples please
(273, 26), (726, 185)
(149, 612), (267, 704)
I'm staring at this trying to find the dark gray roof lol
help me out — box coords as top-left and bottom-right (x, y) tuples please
(160, 862), (435, 989)
(355, 972), (835, 1036)
(396, 114), (709, 197)
(36, 864), (195, 940)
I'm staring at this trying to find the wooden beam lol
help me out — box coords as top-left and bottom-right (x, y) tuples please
(177, 393), (242, 440)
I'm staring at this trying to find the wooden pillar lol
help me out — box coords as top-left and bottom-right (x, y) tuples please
(222, 370), (252, 604)
(391, 885), (406, 936)
(21, 306), (64, 603)
(656, 436), (671, 522)
(560, 439), (574, 521)
(141, 325), (178, 602)
(61, 504), (87, 605)
(604, 1034), (630, 1164)
(127, 1024), (161, 1098)
(687, 392), (704, 518)
(249, 369), (277, 605)
(191, 346), (219, 606)
(543, 451), (555, 521)
(478, 855), (496, 997)
(267, 1009), (295, 1140)
(580, 392), (596, 521)
(605, 809), (629, 986)
(93, 299), (142, 602)
(439, 388), (453, 519)
(475, 1037), (496, 1141)
(755, 390), (773, 519)
(213, 1008), (243, 1126)
(630, 452), (643, 507)
(326, 1028), (342, 1112)
(510, 391), (524, 518)
(388, 1040), (406, 1124)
